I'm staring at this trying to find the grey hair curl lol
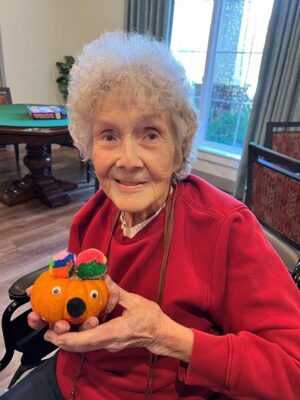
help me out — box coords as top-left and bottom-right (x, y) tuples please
(67, 31), (198, 180)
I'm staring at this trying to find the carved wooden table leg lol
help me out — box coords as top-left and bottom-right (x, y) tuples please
(24, 144), (76, 208)
(0, 144), (77, 208)
(0, 174), (36, 206)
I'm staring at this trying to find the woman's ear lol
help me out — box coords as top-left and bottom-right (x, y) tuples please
(172, 149), (183, 174)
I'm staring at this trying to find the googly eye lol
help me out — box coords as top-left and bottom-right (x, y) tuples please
(90, 290), (98, 299)
(52, 286), (61, 295)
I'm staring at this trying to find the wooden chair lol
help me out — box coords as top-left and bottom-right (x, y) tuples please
(245, 142), (300, 271)
(0, 87), (19, 163)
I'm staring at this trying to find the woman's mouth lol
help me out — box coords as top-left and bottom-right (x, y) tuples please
(114, 179), (146, 191)
(115, 179), (145, 186)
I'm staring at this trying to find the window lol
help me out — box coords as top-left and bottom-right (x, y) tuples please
(171, 0), (274, 157)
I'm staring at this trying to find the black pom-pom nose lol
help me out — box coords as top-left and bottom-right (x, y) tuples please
(67, 297), (86, 318)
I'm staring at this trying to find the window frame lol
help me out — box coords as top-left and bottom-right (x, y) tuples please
(197, 0), (223, 150)
(171, 0), (272, 158)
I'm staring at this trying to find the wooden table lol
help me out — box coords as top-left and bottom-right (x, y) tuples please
(0, 104), (77, 208)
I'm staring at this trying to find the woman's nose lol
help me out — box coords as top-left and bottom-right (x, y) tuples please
(115, 137), (143, 169)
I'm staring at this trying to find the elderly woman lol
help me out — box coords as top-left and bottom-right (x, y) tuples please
(2, 32), (300, 400)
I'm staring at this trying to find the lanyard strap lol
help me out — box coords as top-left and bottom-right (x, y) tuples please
(144, 185), (178, 400)
(70, 185), (178, 400)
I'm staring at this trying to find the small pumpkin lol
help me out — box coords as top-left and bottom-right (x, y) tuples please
(31, 249), (109, 325)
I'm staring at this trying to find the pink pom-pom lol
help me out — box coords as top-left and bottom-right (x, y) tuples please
(76, 248), (107, 266)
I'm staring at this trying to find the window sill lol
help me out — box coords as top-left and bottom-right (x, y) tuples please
(191, 148), (240, 194)
(198, 145), (241, 162)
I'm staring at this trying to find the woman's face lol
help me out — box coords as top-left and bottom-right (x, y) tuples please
(92, 93), (181, 227)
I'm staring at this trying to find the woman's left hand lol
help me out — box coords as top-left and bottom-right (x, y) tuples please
(44, 277), (193, 362)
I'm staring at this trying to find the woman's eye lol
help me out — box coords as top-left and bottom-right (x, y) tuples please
(103, 132), (116, 141)
(145, 131), (158, 141)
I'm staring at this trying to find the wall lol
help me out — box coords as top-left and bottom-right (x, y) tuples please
(192, 150), (239, 193)
(0, 0), (125, 104)
(74, 0), (125, 49)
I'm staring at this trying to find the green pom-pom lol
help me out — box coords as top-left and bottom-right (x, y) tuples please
(76, 261), (107, 279)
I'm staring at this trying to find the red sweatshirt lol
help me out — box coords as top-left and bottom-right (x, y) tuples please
(57, 175), (300, 399)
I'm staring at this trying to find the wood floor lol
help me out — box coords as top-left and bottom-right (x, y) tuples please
(0, 144), (95, 392)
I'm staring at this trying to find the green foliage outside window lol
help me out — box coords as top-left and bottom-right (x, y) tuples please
(206, 106), (251, 148)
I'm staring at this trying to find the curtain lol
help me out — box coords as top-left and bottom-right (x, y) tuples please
(234, 0), (300, 200)
(124, 0), (175, 44)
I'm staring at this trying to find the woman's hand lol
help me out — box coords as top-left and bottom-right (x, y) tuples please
(43, 277), (194, 363)
(26, 286), (48, 331)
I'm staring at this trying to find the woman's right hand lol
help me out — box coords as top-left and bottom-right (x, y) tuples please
(26, 286), (49, 330)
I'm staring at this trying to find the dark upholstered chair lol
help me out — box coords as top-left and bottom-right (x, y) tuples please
(0, 266), (57, 389)
(245, 122), (300, 269)
(0, 87), (19, 163)
(245, 142), (300, 271)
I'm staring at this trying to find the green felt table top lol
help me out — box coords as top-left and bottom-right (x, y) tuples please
(0, 104), (69, 128)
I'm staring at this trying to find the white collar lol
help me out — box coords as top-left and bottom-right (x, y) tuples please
(120, 204), (165, 238)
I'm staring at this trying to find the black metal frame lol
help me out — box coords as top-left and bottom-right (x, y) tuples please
(291, 260), (300, 289)
(0, 266), (57, 388)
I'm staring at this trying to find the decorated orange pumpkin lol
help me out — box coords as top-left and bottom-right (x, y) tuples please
(31, 249), (109, 325)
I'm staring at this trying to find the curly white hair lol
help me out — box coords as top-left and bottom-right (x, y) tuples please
(67, 31), (198, 180)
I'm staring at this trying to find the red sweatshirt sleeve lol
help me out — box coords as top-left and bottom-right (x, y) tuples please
(179, 207), (300, 399)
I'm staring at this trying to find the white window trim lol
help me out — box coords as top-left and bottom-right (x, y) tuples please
(197, 0), (223, 146)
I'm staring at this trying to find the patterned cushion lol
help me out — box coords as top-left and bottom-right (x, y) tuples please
(272, 132), (300, 160)
(251, 163), (300, 246)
